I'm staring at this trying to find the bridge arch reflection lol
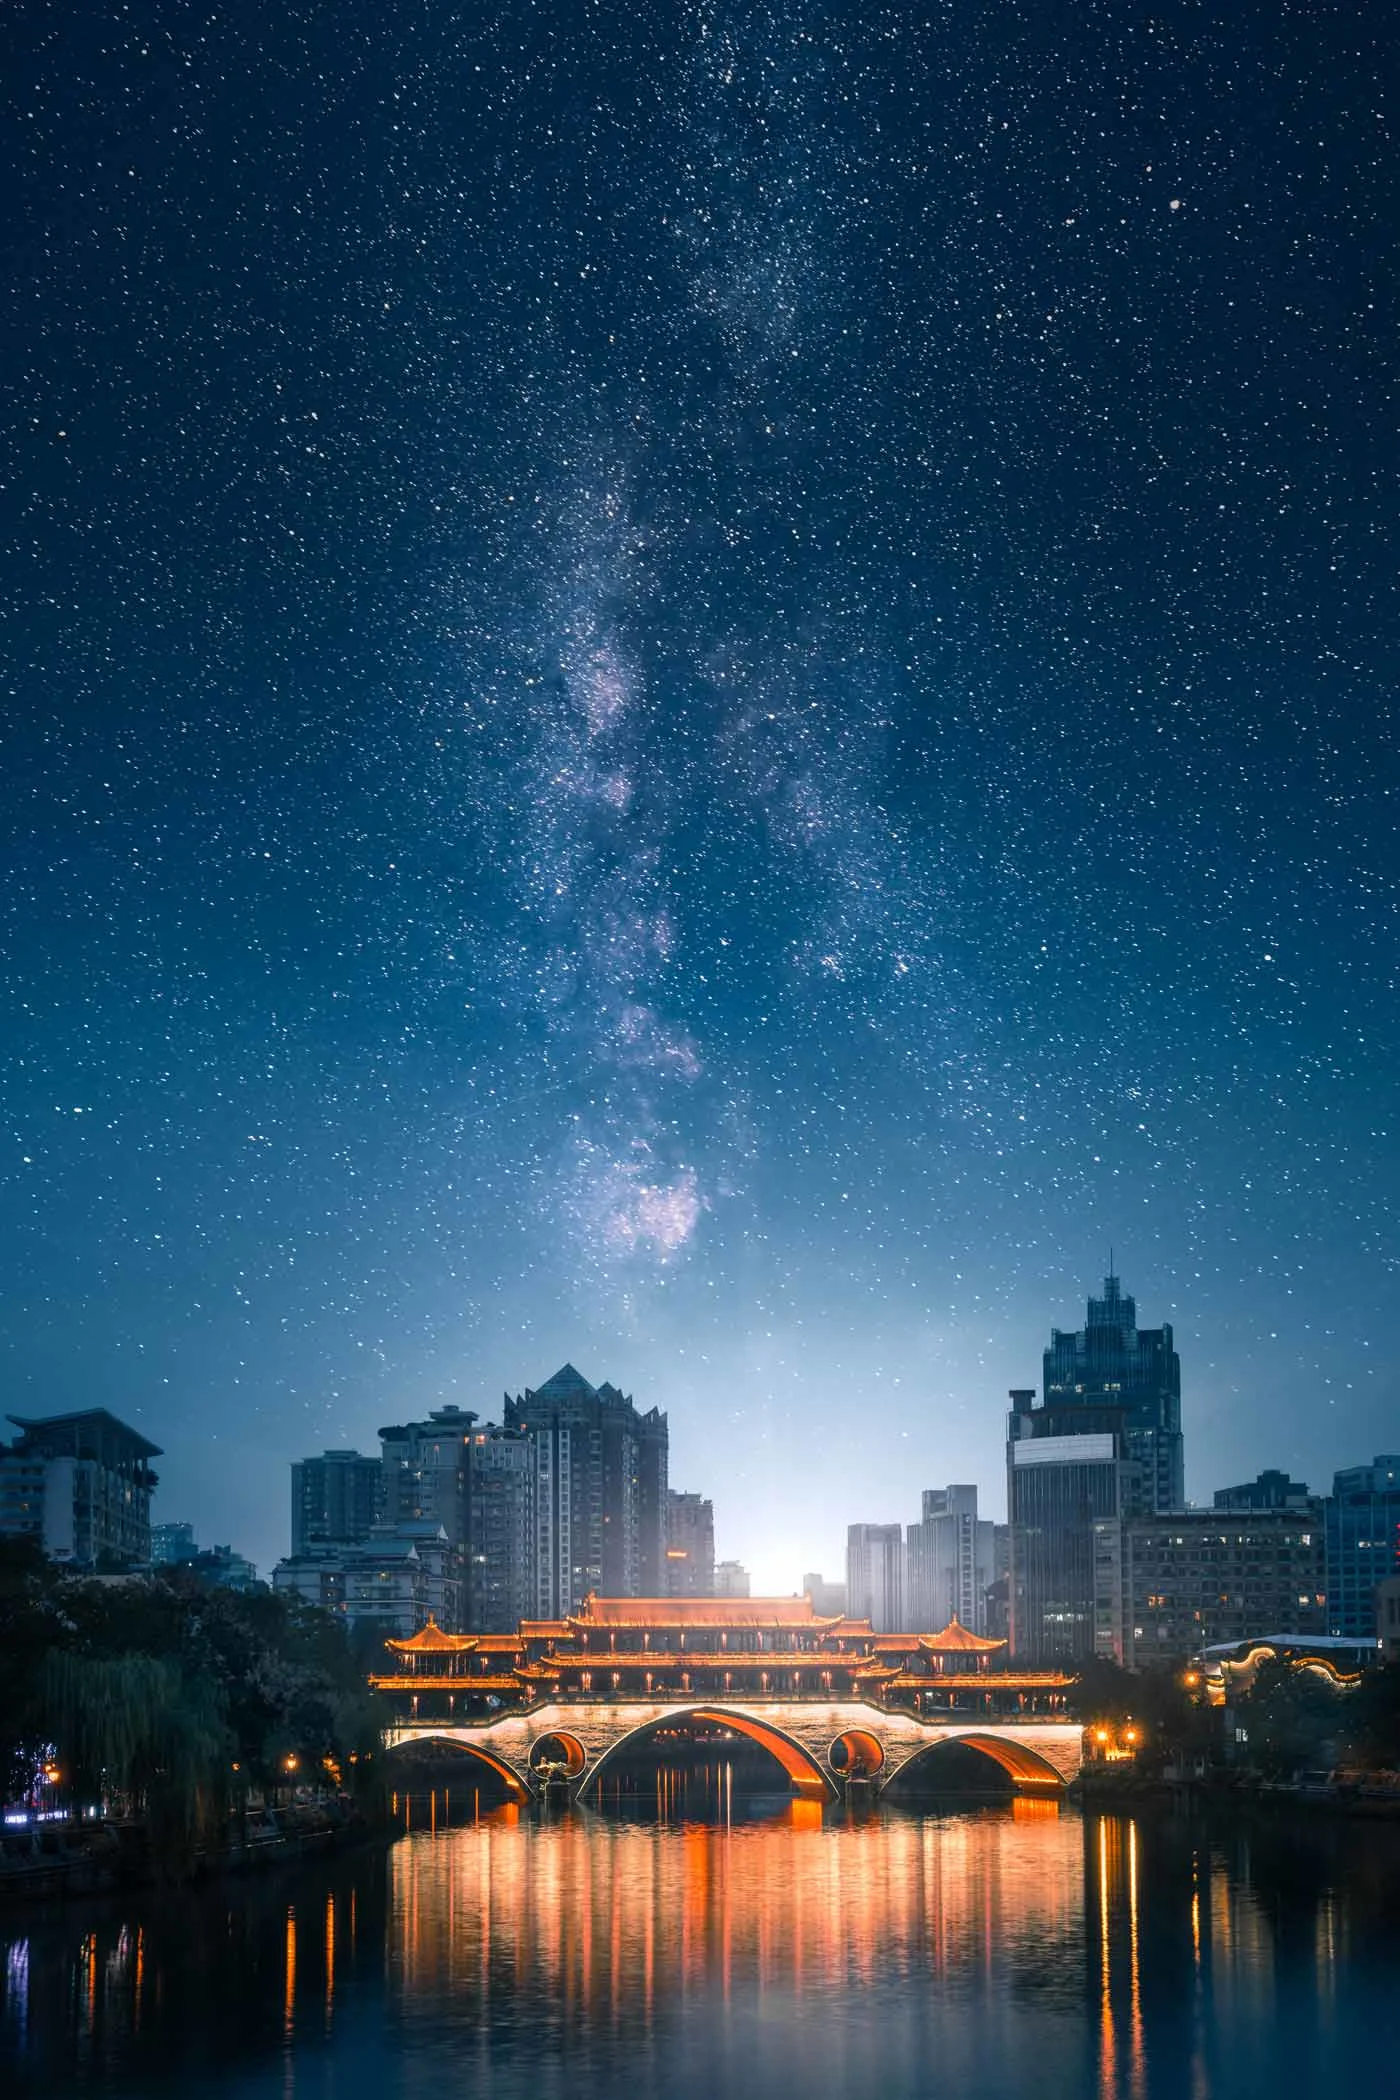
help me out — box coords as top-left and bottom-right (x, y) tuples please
(579, 1704), (835, 1802)
(383, 1734), (529, 1802)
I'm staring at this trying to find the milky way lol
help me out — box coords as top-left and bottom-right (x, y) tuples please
(2, 2), (1396, 1583)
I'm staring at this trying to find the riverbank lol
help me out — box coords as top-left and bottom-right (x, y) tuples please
(1076, 1766), (1400, 1817)
(0, 1798), (387, 1904)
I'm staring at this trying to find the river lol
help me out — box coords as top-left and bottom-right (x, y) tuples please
(3, 1798), (1398, 2098)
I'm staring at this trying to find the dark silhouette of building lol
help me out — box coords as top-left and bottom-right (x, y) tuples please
(291, 1449), (383, 1554)
(1213, 1468), (1317, 1514)
(665, 1490), (715, 1595)
(505, 1365), (668, 1615)
(1043, 1270), (1183, 1513)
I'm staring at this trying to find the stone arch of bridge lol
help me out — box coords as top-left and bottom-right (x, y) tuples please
(883, 1731), (1066, 1794)
(579, 1705), (836, 1801)
(383, 1733), (530, 1800)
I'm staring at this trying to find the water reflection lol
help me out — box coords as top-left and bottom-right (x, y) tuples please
(4, 1804), (1400, 2098)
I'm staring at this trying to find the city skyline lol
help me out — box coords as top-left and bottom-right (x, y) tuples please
(42, 1256), (1395, 1602)
(6, 1264), (1398, 1596)
(4, 4), (1396, 1601)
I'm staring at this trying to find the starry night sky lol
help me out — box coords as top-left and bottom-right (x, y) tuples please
(3, 1), (1396, 1588)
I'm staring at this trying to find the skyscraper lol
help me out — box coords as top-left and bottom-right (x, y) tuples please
(1007, 1387), (1137, 1665)
(906, 1485), (996, 1632)
(846, 1522), (905, 1632)
(504, 1365), (668, 1616)
(1042, 1270), (1184, 1513)
(467, 1426), (537, 1631)
(665, 1490), (715, 1596)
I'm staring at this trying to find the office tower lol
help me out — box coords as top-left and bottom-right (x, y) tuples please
(1213, 1469), (1317, 1514)
(1326, 1455), (1400, 1638)
(714, 1559), (751, 1598)
(0, 1409), (161, 1569)
(1043, 1270), (1184, 1513)
(665, 1490), (715, 1596)
(504, 1365), (668, 1615)
(906, 1485), (997, 1632)
(291, 1449), (383, 1554)
(1007, 1387), (1137, 1665)
(847, 1523), (905, 1632)
(1120, 1508), (1327, 1665)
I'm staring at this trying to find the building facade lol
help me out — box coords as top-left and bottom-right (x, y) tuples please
(504, 1365), (668, 1616)
(1042, 1271), (1183, 1514)
(291, 1449), (383, 1555)
(273, 1520), (458, 1636)
(150, 1521), (196, 1565)
(906, 1485), (997, 1635)
(847, 1523), (905, 1632)
(0, 1410), (161, 1570)
(1326, 1456), (1400, 1638)
(1007, 1389), (1136, 1666)
(467, 1427), (536, 1631)
(1118, 1509), (1327, 1667)
(665, 1491), (715, 1596)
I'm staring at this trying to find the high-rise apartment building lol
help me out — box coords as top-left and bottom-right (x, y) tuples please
(847, 1522), (905, 1632)
(291, 1449), (383, 1555)
(0, 1409), (161, 1569)
(1043, 1271), (1183, 1513)
(906, 1485), (996, 1633)
(504, 1365), (668, 1616)
(714, 1559), (751, 1598)
(377, 1404), (478, 1630)
(665, 1490), (715, 1596)
(1326, 1456), (1400, 1638)
(467, 1427), (536, 1631)
(1007, 1388), (1137, 1665)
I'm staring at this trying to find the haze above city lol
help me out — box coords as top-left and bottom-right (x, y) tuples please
(3, 3), (1396, 1591)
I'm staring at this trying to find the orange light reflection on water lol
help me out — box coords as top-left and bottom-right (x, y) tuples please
(387, 1802), (1082, 2030)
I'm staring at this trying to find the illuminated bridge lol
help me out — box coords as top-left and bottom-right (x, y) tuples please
(372, 1596), (1083, 1802)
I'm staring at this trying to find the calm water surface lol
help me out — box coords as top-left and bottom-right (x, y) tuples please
(4, 1800), (1399, 2099)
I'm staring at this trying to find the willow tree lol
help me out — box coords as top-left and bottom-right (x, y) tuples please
(41, 1650), (233, 1867)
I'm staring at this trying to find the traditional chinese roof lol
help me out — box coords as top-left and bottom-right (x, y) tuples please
(918, 1618), (1008, 1655)
(568, 1595), (864, 1632)
(383, 1615), (479, 1655)
(368, 1673), (523, 1693)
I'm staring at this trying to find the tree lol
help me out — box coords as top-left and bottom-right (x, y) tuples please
(1233, 1659), (1346, 1777)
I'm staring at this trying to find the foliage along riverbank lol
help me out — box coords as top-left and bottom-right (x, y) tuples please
(0, 1538), (389, 1886)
